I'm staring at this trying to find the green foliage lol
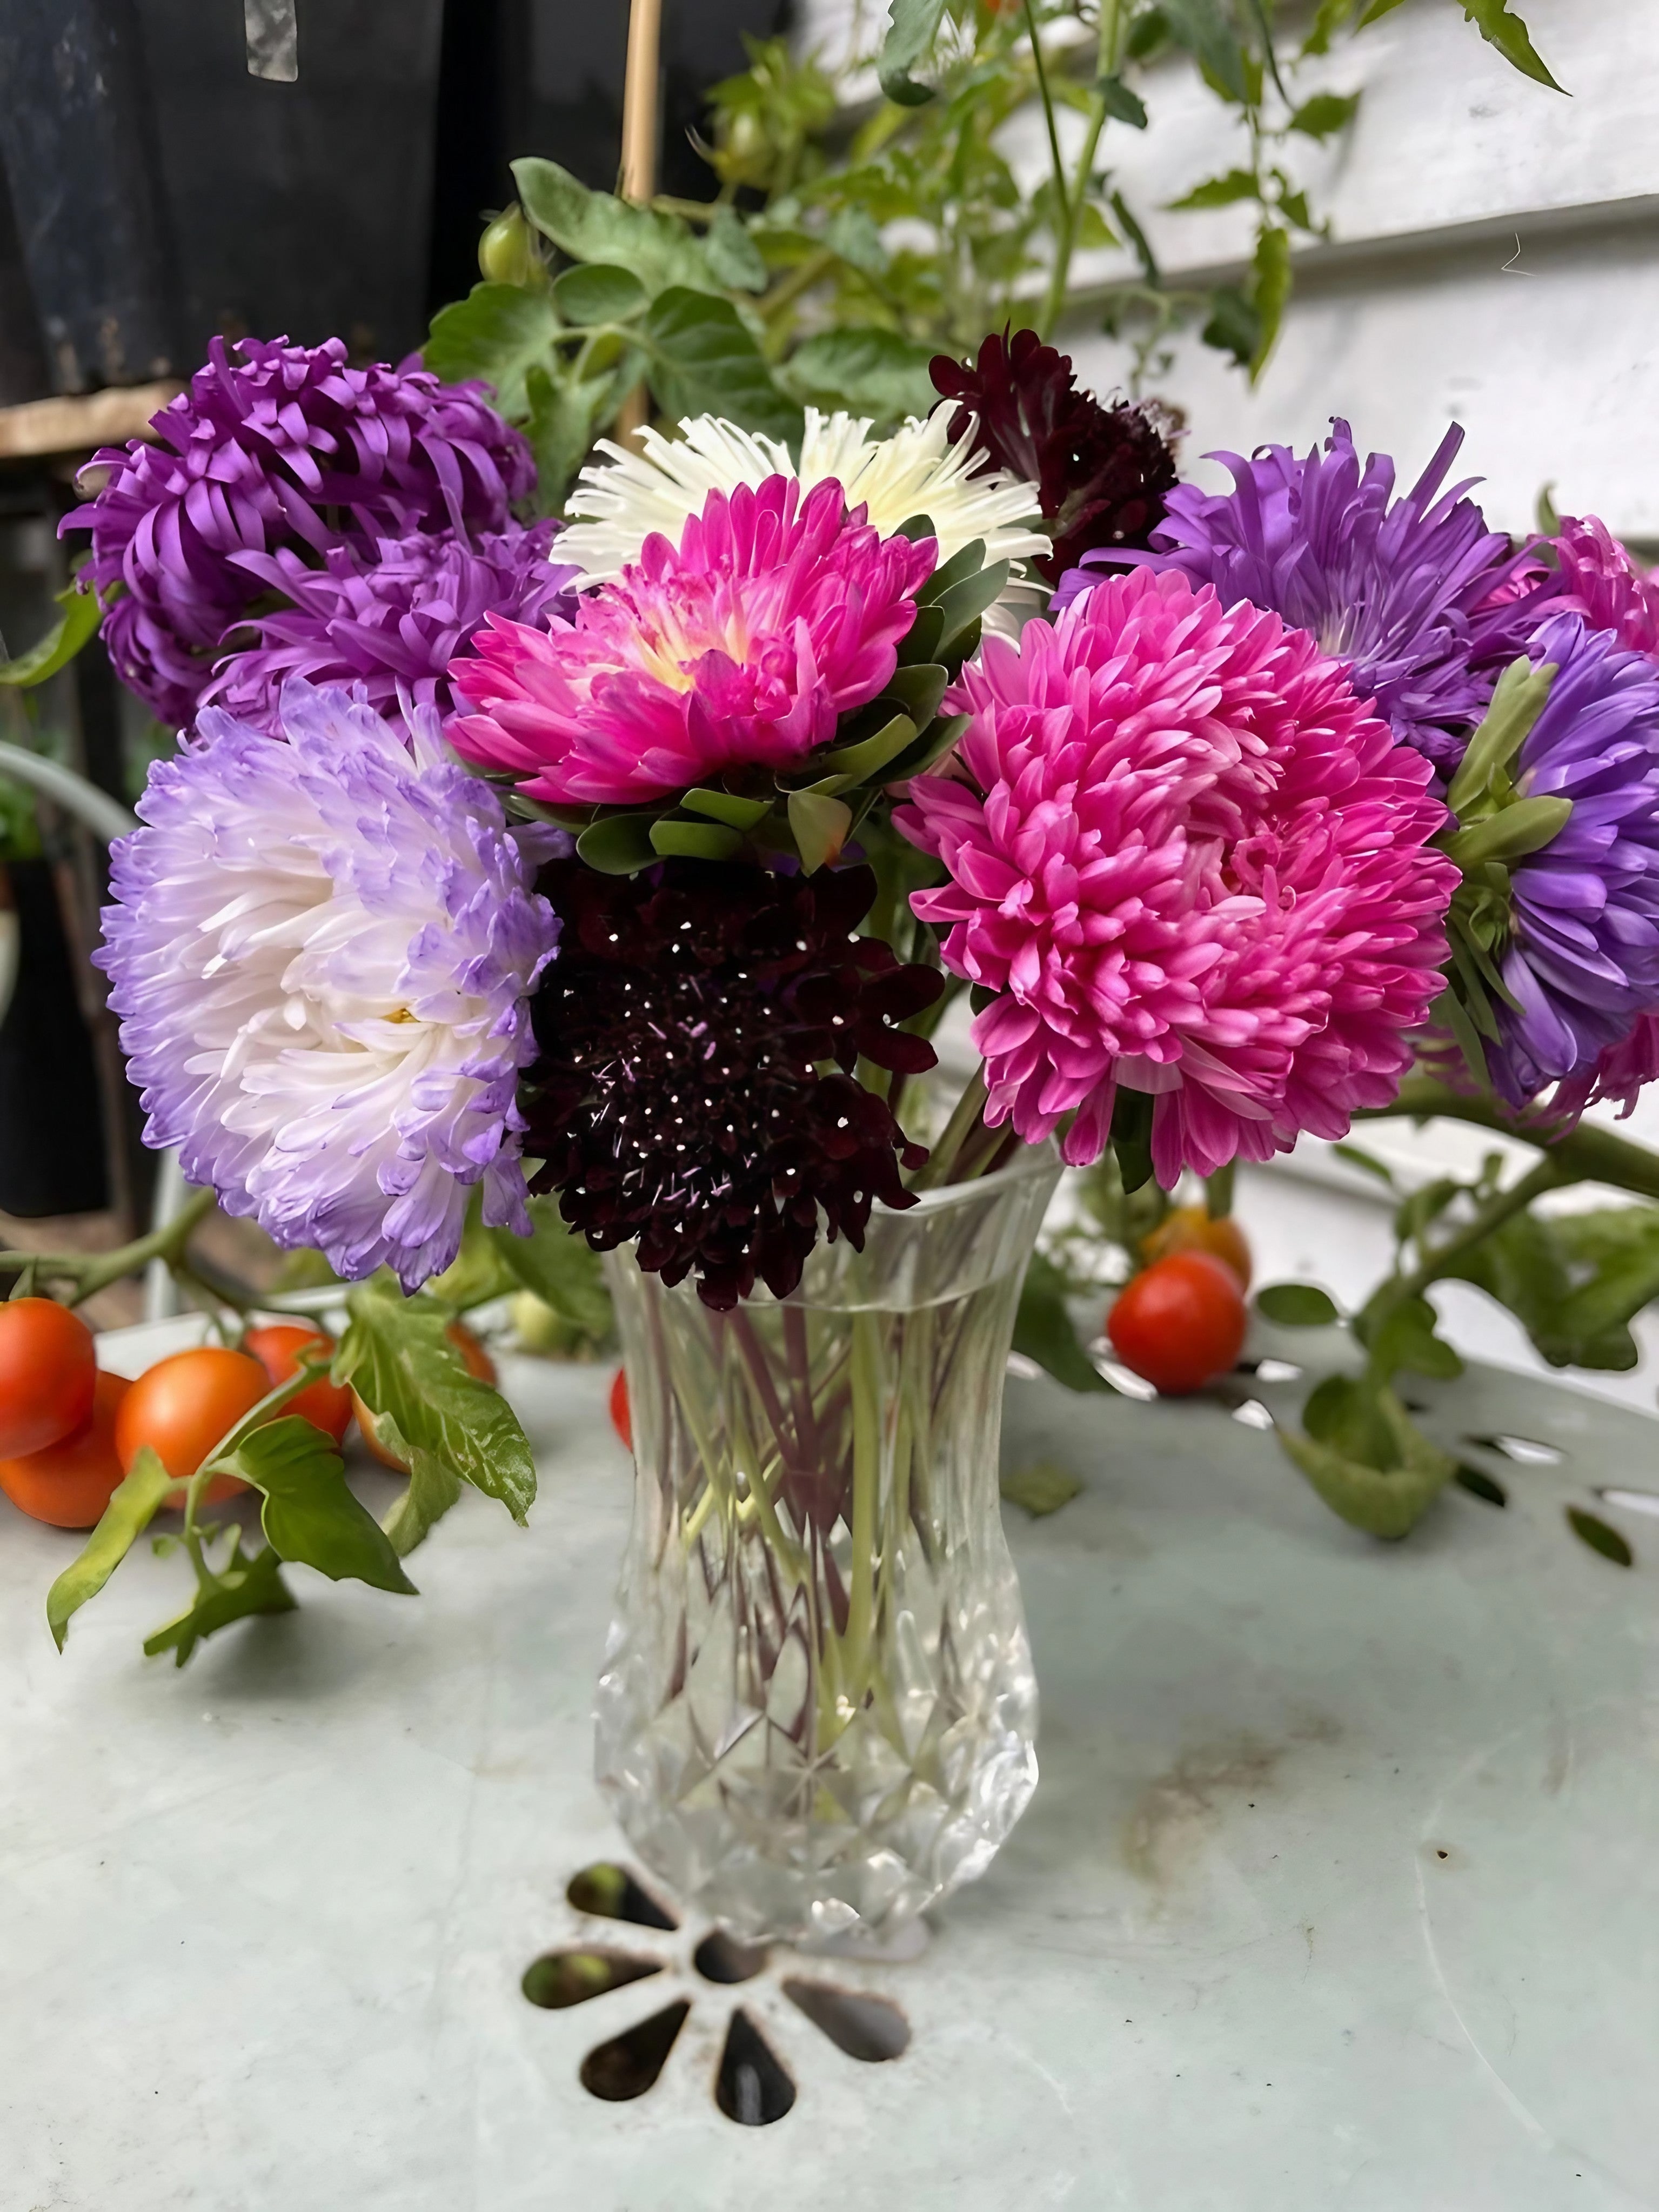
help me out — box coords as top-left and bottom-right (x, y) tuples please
(226, 1417), (416, 1594)
(334, 1278), (538, 1529)
(639, 288), (804, 447)
(0, 580), (105, 690)
(1280, 1380), (1458, 1539)
(1001, 1459), (1086, 1517)
(46, 1446), (178, 1651)
(1255, 1283), (1340, 1327)
(1013, 1252), (1113, 1395)
(142, 1538), (297, 1668)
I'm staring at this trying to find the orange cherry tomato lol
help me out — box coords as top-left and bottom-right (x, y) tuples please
(115, 1345), (272, 1504)
(353, 1321), (497, 1471)
(609, 1366), (631, 1451)
(1107, 1251), (1248, 1397)
(243, 1322), (352, 1445)
(0, 1296), (97, 1460)
(0, 1369), (130, 1530)
(1140, 1204), (1253, 1292)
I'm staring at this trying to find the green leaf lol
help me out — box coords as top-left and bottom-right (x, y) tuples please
(1159, 0), (1248, 99)
(650, 817), (742, 862)
(490, 1198), (613, 1344)
(1249, 225), (1293, 379)
(784, 328), (939, 424)
(0, 581), (104, 689)
(640, 289), (804, 448)
(878, 0), (951, 106)
(1201, 284), (1259, 368)
(1167, 169), (1260, 212)
(142, 1539), (297, 1668)
(1255, 1283), (1340, 1327)
(681, 787), (774, 830)
(880, 710), (971, 783)
(1356, 0), (1409, 22)
(380, 1440), (465, 1560)
(918, 537), (988, 605)
(335, 1282), (538, 1525)
(512, 158), (719, 298)
(1001, 1459), (1086, 1517)
(1289, 90), (1361, 139)
(812, 710), (919, 788)
(1460, 0), (1562, 92)
(1110, 1087), (1156, 1194)
(1332, 1142), (1396, 1187)
(1281, 1381), (1457, 1538)
(935, 559), (1010, 657)
(822, 205), (889, 276)
(1535, 481), (1561, 536)
(1369, 1293), (1465, 1382)
(1302, 0), (1356, 54)
(1096, 74), (1148, 127)
(524, 364), (615, 519)
(1445, 655), (1555, 815)
(221, 1417), (417, 1594)
(423, 282), (561, 420)
(551, 262), (648, 326)
(1013, 1254), (1114, 1395)
(1445, 794), (1573, 870)
(787, 788), (853, 873)
(46, 1446), (178, 1652)
(577, 812), (660, 874)
(1566, 1506), (1633, 1567)
(704, 205), (770, 292)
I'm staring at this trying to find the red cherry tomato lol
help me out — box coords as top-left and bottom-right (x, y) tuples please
(0, 1297), (97, 1460)
(0, 1369), (130, 1530)
(1107, 1251), (1248, 1397)
(353, 1321), (497, 1471)
(243, 1322), (352, 1445)
(115, 1346), (272, 1504)
(609, 1367), (631, 1451)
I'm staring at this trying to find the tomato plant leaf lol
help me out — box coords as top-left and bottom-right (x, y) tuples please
(422, 281), (562, 420)
(335, 1282), (538, 1525)
(490, 1200), (613, 1345)
(640, 289), (804, 448)
(1001, 1459), (1085, 1517)
(46, 1445), (177, 1652)
(878, 0), (951, 106)
(1255, 1283), (1340, 1327)
(1013, 1254), (1113, 1395)
(221, 1417), (416, 1594)
(512, 158), (720, 298)
(1459, 1), (1562, 92)
(142, 1538), (297, 1668)
(1281, 1383), (1457, 1538)
(380, 1436), (466, 1559)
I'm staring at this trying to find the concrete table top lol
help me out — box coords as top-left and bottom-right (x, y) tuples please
(4, 1321), (1657, 2210)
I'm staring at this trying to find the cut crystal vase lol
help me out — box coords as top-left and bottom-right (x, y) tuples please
(597, 1143), (1061, 1945)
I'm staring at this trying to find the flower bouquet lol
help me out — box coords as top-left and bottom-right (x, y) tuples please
(8, 296), (1659, 1940)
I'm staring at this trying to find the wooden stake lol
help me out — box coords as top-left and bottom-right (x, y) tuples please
(614, 0), (665, 443)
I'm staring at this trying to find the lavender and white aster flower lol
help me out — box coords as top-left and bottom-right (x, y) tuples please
(1056, 419), (1541, 772)
(96, 680), (562, 1289)
(1489, 614), (1659, 1104)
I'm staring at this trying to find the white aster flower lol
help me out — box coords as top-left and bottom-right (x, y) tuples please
(558, 405), (1049, 593)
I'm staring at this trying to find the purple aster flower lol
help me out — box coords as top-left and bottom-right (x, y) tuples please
(61, 336), (535, 728)
(1546, 1010), (1659, 1128)
(1056, 419), (1541, 772)
(1488, 614), (1659, 1105)
(200, 520), (579, 733)
(95, 680), (563, 1290)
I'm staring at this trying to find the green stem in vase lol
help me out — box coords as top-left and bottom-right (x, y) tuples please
(911, 1065), (989, 1192)
(838, 1310), (885, 1720)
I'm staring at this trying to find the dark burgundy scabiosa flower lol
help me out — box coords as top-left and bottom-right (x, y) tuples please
(929, 330), (1178, 586)
(200, 521), (578, 733)
(60, 335), (535, 727)
(525, 860), (943, 1310)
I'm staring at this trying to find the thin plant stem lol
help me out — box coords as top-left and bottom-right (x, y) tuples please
(1380, 1158), (1566, 1321)
(1023, 0), (1072, 339)
(838, 1311), (884, 1717)
(1363, 1076), (1659, 1203)
(910, 1064), (989, 1191)
(1, 1184), (216, 1302)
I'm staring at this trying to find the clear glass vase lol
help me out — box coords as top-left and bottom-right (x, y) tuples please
(597, 1143), (1061, 1945)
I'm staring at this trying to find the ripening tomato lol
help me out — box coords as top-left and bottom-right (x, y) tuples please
(609, 1366), (631, 1452)
(0, 1369), (130, 1529)
(1107, 1251), (1248, 1397)
(243, 1322), (352, 1445)
(1140, 1205), (1253, 1292)
(0, 1297), (97, 1460)
(353, 1321), (497, 1471)
(115, 1345), (272, 1504)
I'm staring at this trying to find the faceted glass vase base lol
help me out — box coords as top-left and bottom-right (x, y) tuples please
(598, 1147), (1059, 1945)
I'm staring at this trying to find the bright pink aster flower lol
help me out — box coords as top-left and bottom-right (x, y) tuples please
(1547, 1009), (1659, 1127)
(898, 568), (1460, 1180)
(446, 475), (934, 805)
(1548, 514), (1659, 657)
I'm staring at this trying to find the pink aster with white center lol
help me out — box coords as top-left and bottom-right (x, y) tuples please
(897, 567), (1460, 1181)
(446, 474), (935, 806)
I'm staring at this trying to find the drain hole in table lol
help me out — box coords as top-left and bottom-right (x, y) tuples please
(1455, 1464), (1508, 1507)
(566, 1862), (678, 1930)
(579, 2000), (691, 2101)
(694, 1930), (768, 1984)
(715, 2009), (795, 2125)
(1462, 1433), (1563, 1466)
(523, 1948), (664, 2010)
(782, 1978), (910, 2061)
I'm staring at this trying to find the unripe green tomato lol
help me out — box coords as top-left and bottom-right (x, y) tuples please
(478, 206), (539, 287)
